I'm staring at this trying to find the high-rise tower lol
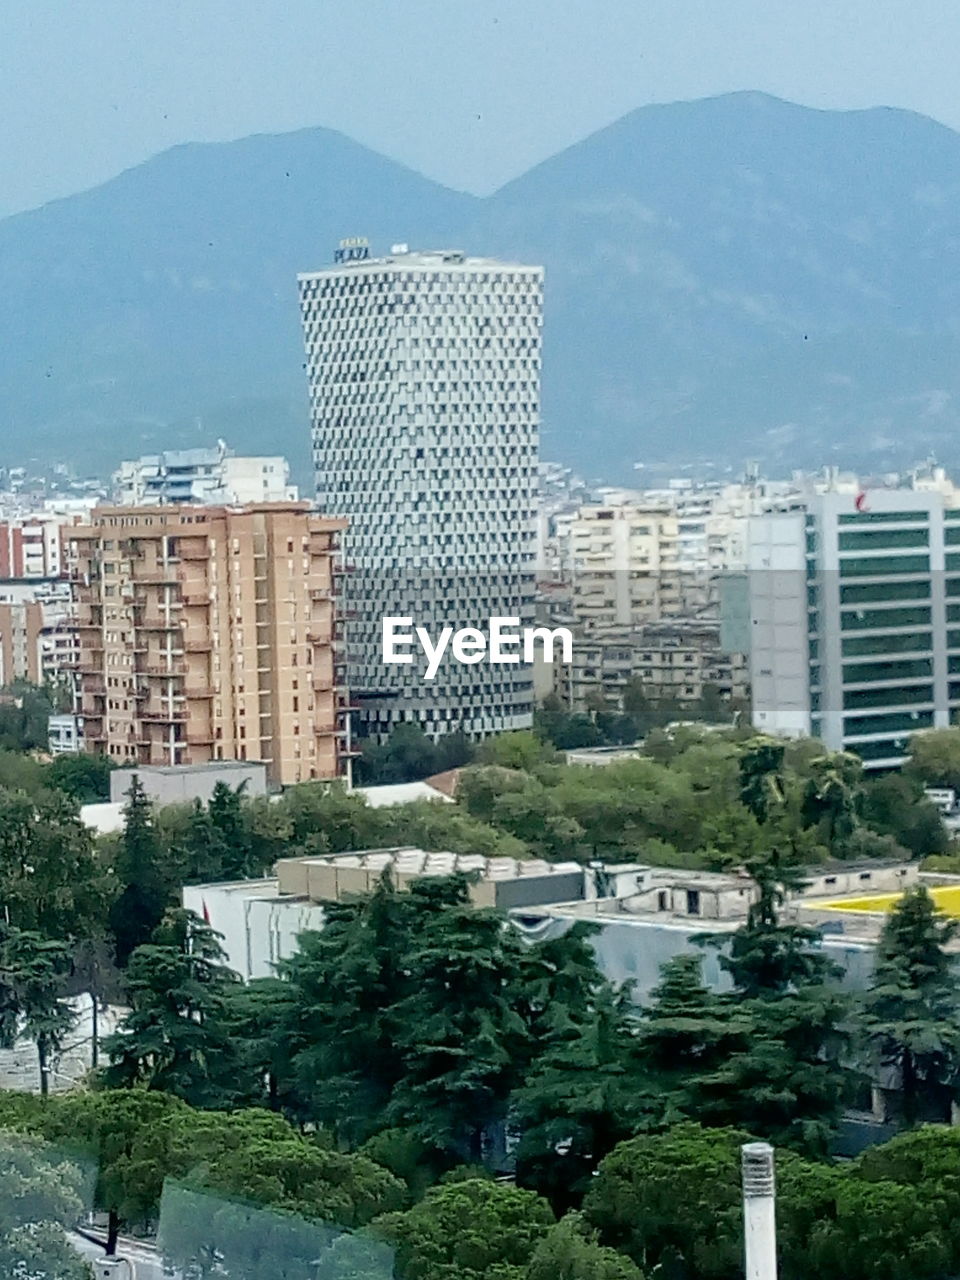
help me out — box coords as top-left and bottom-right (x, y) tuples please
(298, 246), (542, 739)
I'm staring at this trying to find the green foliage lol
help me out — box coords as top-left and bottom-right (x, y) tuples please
(862, 884), (960, 1123)
(355, 722), (475, 785)
(0, 787), (108, 939)
(103, 909), (243, 1108)
(375, 1178), (555, 1280)
(0, 682), (60, 753)
(582, 1124), (748, 1279)
(29, 1088), (188, 1249)
(387, 881), (530, 1162)
(859, 772), (949, 859)
(0, 930), (75, 1095)
(279, 872), (420, 1143)
(511, 984), (645, 1209)
(905, 727), (960, 792)
(526, 1214), (645, 1280)
(45, 751), (113, 804)
(108, 775), (170, 965)
(0, 1128), (93, 1280)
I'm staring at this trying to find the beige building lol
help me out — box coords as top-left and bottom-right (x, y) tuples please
(0, 600), (42, 685)
(555, 502), (682, 627)
(554, 620), (749, 713)
(67, 503), (348, 786)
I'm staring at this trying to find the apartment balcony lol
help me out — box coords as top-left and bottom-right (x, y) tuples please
(312, 677), (334, 693)
(179, 544), (209, 560)
(185, 729), (214, 745)
(142, 662), (186, 676)
(306, 628), (331, 645)
(135, 571), (181, 587)
(309, 587), (333, 601)
(140, 709), (187, 723)
(181, 593), (209, 607)
(183, 636), (212, 653)
(184, 686), (215, 699)
(138, 617), (181, 631)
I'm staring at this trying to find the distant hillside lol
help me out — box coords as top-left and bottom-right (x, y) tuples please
(4, 92), (960, 483)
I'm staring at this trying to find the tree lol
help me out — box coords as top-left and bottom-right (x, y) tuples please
(280, 870), (418, 1143)
(0, 1129), (92, 1280)
(479, 731), (554, 772)
(388, 880), (530, 1163)
(0, 787), (107, 940)
(862, 884), (960, 1124)
(859, 772), (949, 858)
(45, 751), (113, 804)
(356, 722), (441, 784)
(103, 909), (243, 1108)
(374, 1178), (555, 1280)
(738, 737), (786, 825)
(800, 753), (861, 852)
(108, 776), (169, 965)
(904, 727), (960, 793)
(582, 1124), (748, 1280)
(162, 1108), (406, 1228)
(635, 953), (740, 1121)
(511, 985), (644, 1209)
(526, 1214), (645, 1280)
(693, 988), (852, 1156)
(703, 855), (838, 998)
(35, 1088), (188, 1253)
(0, 930), (75, 1096)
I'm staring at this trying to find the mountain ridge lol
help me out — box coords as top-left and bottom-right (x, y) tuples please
(4, 92), (960, 483)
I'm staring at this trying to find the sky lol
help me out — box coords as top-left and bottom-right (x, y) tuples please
(4, 0), (960, 218)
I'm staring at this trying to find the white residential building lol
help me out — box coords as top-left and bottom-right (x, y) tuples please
(113, 443), (297, 507)
(298, 246), (542, 739)
(749, 487), (960, 768)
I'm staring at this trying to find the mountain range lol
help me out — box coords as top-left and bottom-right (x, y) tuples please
(4, 91), (960, 485)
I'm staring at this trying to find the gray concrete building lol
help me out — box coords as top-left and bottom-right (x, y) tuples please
(110, 760), (269, 806)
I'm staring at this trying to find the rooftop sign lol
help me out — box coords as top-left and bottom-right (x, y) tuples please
(335, 237), (370, 264)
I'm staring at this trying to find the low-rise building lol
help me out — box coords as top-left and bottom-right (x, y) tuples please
(184, 848), (587, 981)
(113, 443), (298, 507)
(109, 760), (269, 806)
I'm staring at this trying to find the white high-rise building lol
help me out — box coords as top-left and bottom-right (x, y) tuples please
(113, 443), (298, 507)
(298, 246), (542, 738)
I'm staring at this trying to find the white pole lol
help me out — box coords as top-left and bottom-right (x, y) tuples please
(741, 1141), (778, 1280)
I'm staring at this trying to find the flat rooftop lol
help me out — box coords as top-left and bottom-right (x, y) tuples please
(292, 847), (582, 881)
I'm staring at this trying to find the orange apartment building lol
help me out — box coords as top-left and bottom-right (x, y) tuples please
(67, 503), (350, 787)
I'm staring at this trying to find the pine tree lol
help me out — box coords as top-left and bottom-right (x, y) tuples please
(108, 776), (169, 965)
(708, 854), (837, 998)
(636, 953), (743, 1121)
(693, 856), (852, 1154)
(862, 884), (960, 1124)
(512, 985), (644, 1209)
(0, 930), (74, 1097)
(103, 908), (242, 1108)
(279, 868), (421, 1142)
(387, 878), (530, 1164)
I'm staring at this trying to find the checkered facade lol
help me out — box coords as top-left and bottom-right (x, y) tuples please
(298, 249), (542, 738)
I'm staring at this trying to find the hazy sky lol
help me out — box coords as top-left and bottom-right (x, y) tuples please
(4, 0), (960, 217)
